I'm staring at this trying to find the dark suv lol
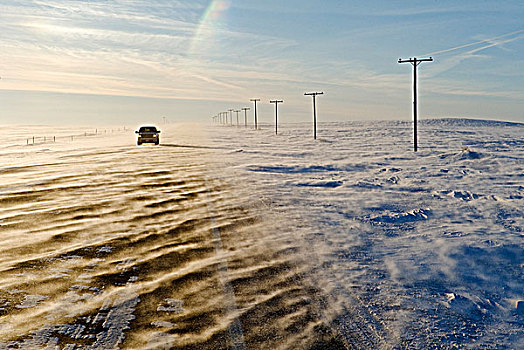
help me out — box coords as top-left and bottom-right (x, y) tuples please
(135, 126), (160, 145)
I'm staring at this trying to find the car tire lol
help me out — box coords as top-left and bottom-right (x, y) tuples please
(137, 141), (142, 146)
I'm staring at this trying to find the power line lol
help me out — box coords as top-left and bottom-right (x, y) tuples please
(398, 57), (433, 152)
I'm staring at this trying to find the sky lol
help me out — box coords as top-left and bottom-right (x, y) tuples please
(0, 0), (523, 125)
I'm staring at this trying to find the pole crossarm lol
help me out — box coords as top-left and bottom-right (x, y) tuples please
(398, 57), (433, 64)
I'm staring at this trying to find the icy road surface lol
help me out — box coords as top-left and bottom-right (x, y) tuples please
(0, 119), (522, 349)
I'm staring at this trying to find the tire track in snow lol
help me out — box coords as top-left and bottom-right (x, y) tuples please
(203, 175), (246, 350)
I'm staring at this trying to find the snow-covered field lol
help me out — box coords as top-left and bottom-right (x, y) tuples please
(0, 119), (522, 349)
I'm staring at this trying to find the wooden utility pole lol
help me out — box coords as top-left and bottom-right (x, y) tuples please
(234, 110), (241, 126)
(398, 57), (433, 152)
(242, 107), (250, 128)
(304, 92), (323, 139)
(270, 100), (283, 135)
(228, 109), (234, 126)
(250, 99), (260, 129)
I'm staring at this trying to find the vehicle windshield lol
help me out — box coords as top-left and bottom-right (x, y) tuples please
(139, 126), (157, 132)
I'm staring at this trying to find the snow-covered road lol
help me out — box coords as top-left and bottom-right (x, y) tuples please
(0, 119), (522, 349)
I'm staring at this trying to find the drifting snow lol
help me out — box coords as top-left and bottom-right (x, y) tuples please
(208, 118), (524, 348)
(0, 119), (522, 349)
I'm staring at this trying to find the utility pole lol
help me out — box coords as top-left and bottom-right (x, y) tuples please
(228, 109), (234, 126)
(242, 107), (250, 128)
(250, 99), (260, 130)
(234, 110), (241, 127)
(304, 92), (324, 139)
(270, 100), (283, 135)
(398, 56), (433, 152)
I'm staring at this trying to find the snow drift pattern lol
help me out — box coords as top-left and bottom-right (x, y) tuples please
(0, 119), (522, 349)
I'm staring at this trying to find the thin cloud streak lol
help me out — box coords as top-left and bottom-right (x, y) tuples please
(0, 1), (523, 122)
(1, 1), (279, 101)
(423, 30), (523, 81)
(422, 29), (524, 56)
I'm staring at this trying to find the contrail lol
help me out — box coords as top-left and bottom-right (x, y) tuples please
(467, 36), (523, 55)
(422, 29), (524, 56)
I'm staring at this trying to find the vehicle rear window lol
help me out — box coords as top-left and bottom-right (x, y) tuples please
(139, 127), (157, 132)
